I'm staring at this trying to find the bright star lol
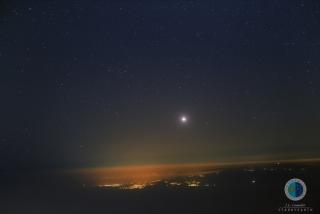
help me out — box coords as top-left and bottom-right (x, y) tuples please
(180, 115), (188, 124)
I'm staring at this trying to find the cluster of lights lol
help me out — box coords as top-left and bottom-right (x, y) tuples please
(124, 184), (146, 189)
(99, 182), (151, 190)
(169, 182), (182, 186)
(99, 184), (122, 188)
(186, 180), (201, 187)
(98, 176), (214, 190)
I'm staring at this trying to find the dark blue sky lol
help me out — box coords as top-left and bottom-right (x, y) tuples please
(1, 0), (320, 170)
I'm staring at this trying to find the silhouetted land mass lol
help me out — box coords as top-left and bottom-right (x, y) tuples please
(0, 162), (319, 214)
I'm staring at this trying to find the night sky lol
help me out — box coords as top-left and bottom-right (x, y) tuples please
(1, 0), (320, 171)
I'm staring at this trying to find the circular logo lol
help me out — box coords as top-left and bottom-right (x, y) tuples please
(284, 178), (307, 201)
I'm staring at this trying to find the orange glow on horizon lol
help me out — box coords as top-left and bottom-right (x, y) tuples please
(74, 162), (217, 186)
(70, 158), (320, 187)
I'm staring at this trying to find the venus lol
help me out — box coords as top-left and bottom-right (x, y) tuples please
(180, 115), (188, 124)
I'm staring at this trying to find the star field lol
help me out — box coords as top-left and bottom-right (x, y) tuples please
(1, 0), (320, 170)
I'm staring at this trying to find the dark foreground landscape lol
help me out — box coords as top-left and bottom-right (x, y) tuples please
(1, 161), (319, 214)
